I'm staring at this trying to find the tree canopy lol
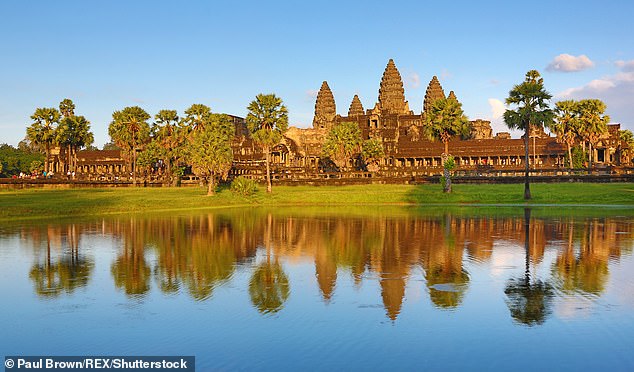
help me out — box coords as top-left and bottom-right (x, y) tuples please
(189, 114), (235, 195)
(246, 94), (288, 193)
(504, 70), (553, 199)
(321, 121), (362, 170)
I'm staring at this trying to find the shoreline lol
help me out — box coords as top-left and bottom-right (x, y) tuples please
(2, 183), (633, 221)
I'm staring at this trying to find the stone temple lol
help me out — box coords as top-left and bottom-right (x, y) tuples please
(230, 59), (629, 181)
(44, 59), (631, 183)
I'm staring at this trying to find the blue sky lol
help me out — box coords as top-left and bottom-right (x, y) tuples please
(1, 0), (633, 147)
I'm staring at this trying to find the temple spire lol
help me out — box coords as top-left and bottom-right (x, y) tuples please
(348, 95), (365, 117)
(312, 81), (336, 129)
(423, 76), (446, 114)
(378, 59), (410, 115)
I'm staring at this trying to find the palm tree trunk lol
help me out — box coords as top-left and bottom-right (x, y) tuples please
(588, 142), (593, 172)
(265, 145), (272, 193)
(524, 127), (531, 200)
(132, 148), (137, 186)
(567, 143), (573, 170)
(45, 144), (50, 173)
(207, 176), (215, 196)
(166, 161), (172, 186)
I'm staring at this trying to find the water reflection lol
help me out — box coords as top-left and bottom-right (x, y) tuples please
(27, 225), (93, 297)
(504, 209), (554, 326)
(8, 209), (633, 324)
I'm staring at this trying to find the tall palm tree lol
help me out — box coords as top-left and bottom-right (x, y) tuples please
(504, 70), (554, 200)
(552, 100), (580, 168)
(108, 106), (151, 185)
(153, 109), (181, 185)
(26, 107), (60, 173)
(577, 99), (609, 169)
(246, 94), (289, 193)
(182, 104), (212, 134)
(425, 97), (470, 193)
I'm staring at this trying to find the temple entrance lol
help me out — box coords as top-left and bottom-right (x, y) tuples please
(271, 144), (290, 165)
(597, 149), (605, 163)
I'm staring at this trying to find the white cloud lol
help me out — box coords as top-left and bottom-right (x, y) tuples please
(546, 54), (595, 72)
(557, 60), (634, 129)
(488, 98), (505, 119)
(615, 60), (634, 72)
(486, 98), (517, 136)
(406, 72), (420, 89)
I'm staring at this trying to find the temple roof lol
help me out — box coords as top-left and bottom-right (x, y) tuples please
(423, 76), (446, 114)
(378, 59), (410, 115)
(348, 94), (365, 117)
(312, 81), (336, 129)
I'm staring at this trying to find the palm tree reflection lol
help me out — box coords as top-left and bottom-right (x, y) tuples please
(249, 214), (290, 314)
(504, 208), (554, 326)
(29, 225), (93, 297)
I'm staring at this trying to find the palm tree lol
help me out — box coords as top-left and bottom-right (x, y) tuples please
(425, 97), (470, 193)
(618, 129), (634, 165)
(182, 104), (212, 134)
(26, 107), (60, 173)
(108, 106), (151, 185)
(153, 109), (181, 185)
(189, 114), (235, 195)
(246, 94), (289, 193)
(57, 114), (93, 174)
(577, 99), (609, 169)
(504, 70), (554, 200)
(321, 121), (363, 170)
(552, 100), (580, 168)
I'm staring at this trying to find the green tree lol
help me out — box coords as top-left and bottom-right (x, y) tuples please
(30, 160), (44, 174)
(504, 70), (554, 199)
(26, 107), (60, 173)
(321, 121), (363, 170)
(577, 99), (609, 168)
(153, 109), (182, 185)
(189, 114), (235, 195)
(618, 129), (634, 165)
(0, 144), (45, 176)
(552, 100), (581, 168)
(182, 104), (212, 134)
(425, 97), (470, 193)
(57, 114), (94, 174)
(361, 138), (385, 172)
(59, 98), (75, 118)
(246, 94), (289, 193)
(108, 106), (151, 185)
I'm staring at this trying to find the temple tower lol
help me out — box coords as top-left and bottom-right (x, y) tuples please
(312, 81), (336, 129)
(448, 90), (457, 101)
(348, 95), (365, 117)
(378, 59), (410, 115)
(423, 76), (446, 114)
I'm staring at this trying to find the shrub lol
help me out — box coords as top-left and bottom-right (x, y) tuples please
(230, 176), (258, 196)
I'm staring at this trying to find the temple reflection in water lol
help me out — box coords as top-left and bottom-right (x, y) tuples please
(9, 209), (633, 324)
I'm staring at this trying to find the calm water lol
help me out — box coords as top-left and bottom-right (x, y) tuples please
(1, 207), (633, 370)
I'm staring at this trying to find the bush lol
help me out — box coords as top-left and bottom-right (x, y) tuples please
(230, 176), (258, 196)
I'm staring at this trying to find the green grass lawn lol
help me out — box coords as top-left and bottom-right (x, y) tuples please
(1, 183), (633, 220)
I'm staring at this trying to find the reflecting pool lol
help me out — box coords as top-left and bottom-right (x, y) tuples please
(1, 207), (633, 370)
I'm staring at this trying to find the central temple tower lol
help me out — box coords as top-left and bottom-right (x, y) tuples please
(378, 59), (411, 115)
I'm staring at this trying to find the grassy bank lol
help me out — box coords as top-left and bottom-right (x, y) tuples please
(1, 183), (633, 220)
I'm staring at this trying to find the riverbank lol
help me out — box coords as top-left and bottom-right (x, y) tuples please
(1, 183), (633, 220)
